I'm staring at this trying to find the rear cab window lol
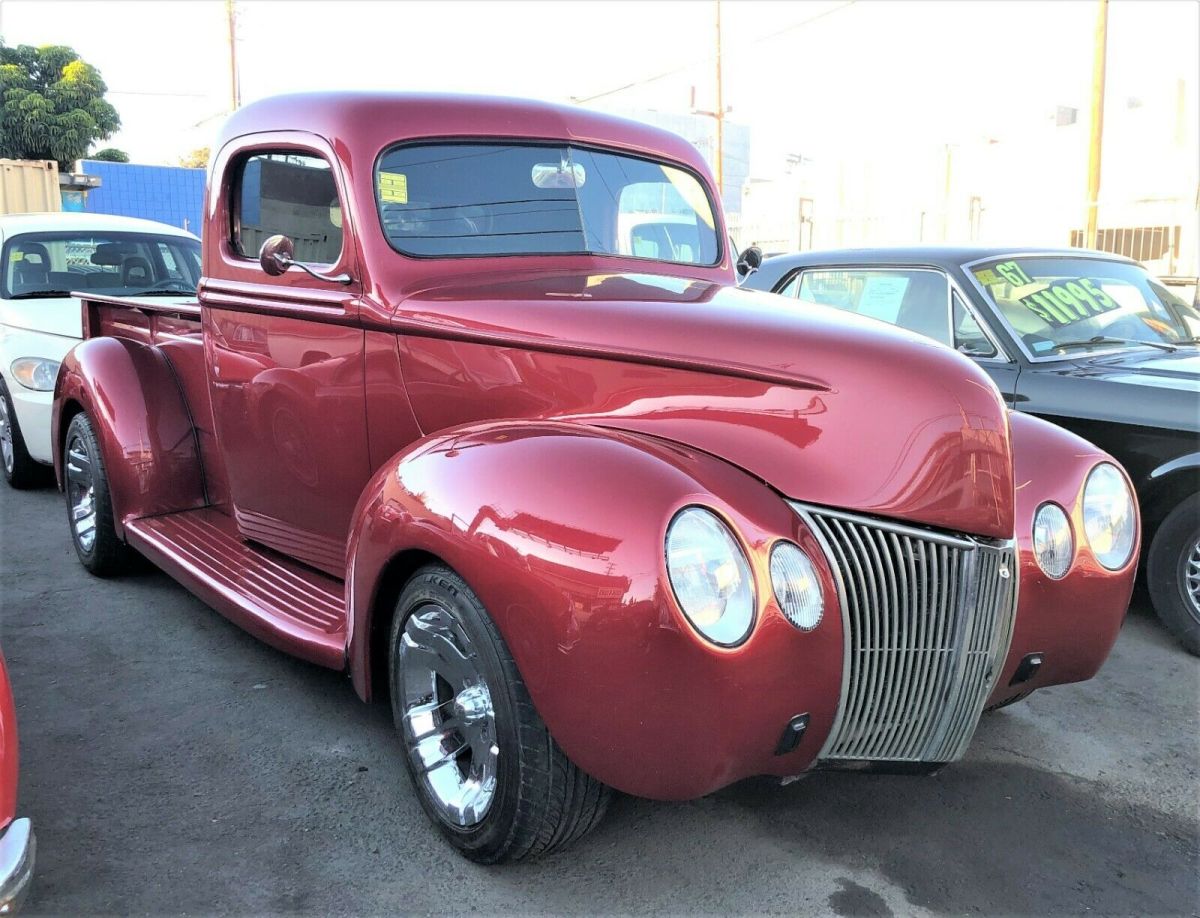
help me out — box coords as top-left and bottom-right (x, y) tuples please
(373, 142), (720, 265)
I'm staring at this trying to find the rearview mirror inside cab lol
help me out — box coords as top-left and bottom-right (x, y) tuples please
(532, 161), (586, 189)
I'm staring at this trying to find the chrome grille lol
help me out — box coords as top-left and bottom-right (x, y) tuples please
(791, 503), (1018, 764)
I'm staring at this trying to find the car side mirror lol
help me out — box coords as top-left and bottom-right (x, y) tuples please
(736, 245), (763, 281)
(258, 234), (295, 277)
(257, 234), (353, 285)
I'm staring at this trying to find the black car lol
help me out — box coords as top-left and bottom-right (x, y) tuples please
(744, 246), (1200, 654)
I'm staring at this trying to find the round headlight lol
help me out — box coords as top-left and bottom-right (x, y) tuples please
(10, 357), (61, 392)
(770, 541), (824, 630)
(1083, 463), (1136, 570)
(665, 507), (755, 646)
(1032, 503), (1073, 579)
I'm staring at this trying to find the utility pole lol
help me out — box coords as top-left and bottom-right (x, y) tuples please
(692, 0), (730, 200)
(1084, 0), (1108, 249)
(714, 0), (724, 196)
(226, 0), (241, 112)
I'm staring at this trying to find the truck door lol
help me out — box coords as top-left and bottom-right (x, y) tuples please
(204, 142), (367, 578)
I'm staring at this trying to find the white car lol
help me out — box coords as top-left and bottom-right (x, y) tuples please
(0, 213), (200, 487)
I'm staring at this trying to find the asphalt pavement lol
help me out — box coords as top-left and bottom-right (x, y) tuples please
(1, 482), (1198, 916)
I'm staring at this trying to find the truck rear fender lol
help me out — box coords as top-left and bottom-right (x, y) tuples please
(345, 420), (845, 799)
(53, 336), (206, 536)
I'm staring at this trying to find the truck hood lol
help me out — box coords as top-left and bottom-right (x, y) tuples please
(394, 271), (1015, 538)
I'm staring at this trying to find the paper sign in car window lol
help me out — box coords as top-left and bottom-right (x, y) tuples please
(973, 268), (999, 286)
(378, 172), (408, 204)
(1018, 278), (1120, 328)
(857, 275), (910, 323)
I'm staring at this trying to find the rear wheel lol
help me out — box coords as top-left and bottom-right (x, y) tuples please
(390, 565), (611, 862)
(0, 378), (48, 489)
(63, 412), (136, 577)
(1147, 496), (1200, 656)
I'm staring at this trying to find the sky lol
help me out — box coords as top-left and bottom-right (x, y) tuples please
(1, 0), (1197, 176)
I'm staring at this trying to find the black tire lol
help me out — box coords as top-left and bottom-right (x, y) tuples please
(1147, 495), (1200, 656)
(984, 690), (1032, 713)
(0, 377), (51, 489)
(389, 564), (611, 863)
(63, 412), (136, 577)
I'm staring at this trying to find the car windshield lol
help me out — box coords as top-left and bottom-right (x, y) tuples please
(968, 256), (1200, 356)
(1, 230), (201, 300)
(375, 142), (720, 265)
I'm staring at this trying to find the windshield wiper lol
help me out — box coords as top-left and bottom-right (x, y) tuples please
(1053, 336), (1178, 354)
(6, 290), (71, 300)
(125, 289), (197, 297)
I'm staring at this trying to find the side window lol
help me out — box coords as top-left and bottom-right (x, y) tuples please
(235, 152), (344, 265)
(796, 268), (953, 346)
(777, 272), (801, 298)
(952, 291), (998, 357)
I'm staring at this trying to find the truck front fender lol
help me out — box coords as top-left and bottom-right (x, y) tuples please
(53, 336), (205, 536)
(345, 420), (845, 800)
(987, 411), (1139, 705)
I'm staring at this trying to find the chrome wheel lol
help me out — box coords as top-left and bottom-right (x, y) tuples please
(66, 434), (97, 552)
(0, 395), (13, 475)
(398, 605), (499, 828)
(1186, 537), (1200, 617)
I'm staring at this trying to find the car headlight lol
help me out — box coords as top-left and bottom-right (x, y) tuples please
(769, 541), (823, 630)
(1083, 462), (1136, 570)
(9, 357), (61, 392)
(1032, 503), (1073, 579)
(665, 507), (755, 646)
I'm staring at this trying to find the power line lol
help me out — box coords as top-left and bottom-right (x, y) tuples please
(570, 0), (857, 106)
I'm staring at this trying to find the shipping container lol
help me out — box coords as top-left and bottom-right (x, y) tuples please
(0, 159), (61, 215)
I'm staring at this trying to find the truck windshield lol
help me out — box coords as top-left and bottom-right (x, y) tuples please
(1, 230), (201, 300)
(968, 255), (1200, 356)
(375, 142), (720, 265)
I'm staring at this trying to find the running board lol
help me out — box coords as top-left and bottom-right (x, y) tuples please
(124, 508), (347, 669)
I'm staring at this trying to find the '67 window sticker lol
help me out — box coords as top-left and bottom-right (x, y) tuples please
(974, 260), (1119, 328)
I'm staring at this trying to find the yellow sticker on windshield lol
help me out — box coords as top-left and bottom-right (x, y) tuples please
(378, 172), (408, 204)
(973, 268), (998, 286)
(9, 251), (22, 262)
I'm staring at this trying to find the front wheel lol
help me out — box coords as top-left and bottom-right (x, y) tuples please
(1147, 496), (1200, 656)
(63, 412), (136, 577)
(0, 377), (49, 489)
(389, 565), (611, 863)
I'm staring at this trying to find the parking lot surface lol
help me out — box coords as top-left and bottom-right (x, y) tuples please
(2, 482), (1198, 916)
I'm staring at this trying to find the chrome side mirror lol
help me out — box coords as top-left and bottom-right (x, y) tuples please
(258, 234), (295, 277)
(257, 234), (353, 285)
(736, 245), (763, 275)
(736, 245), (763, 285)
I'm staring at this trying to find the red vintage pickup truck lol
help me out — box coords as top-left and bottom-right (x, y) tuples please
(52, 93), (1138, 862)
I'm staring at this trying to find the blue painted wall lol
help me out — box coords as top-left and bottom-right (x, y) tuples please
(79, 161), (205, 237)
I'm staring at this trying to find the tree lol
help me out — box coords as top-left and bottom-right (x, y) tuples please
(0, 41), (121, 168)
(91, 147), (129, 163)
(178, 147), (210, 169)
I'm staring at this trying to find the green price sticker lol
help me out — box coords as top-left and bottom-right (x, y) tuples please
(1018, 278), (1119, 328)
